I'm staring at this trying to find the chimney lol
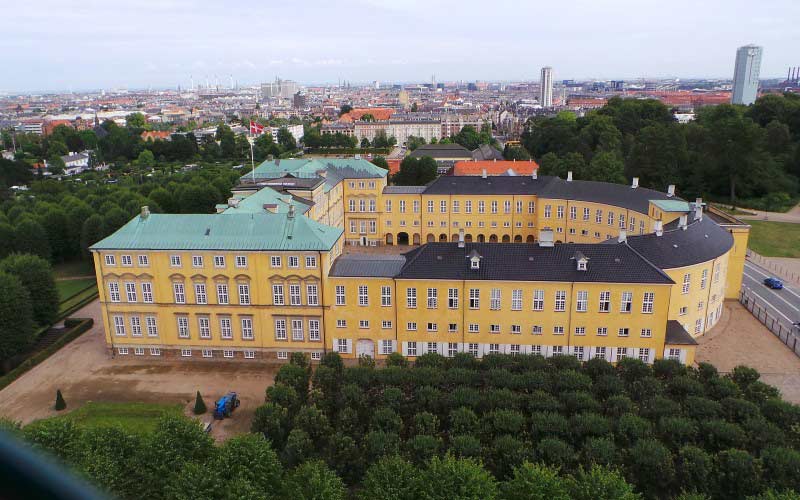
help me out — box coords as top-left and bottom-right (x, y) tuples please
(482, 168), (487, 179)
(679, 214), (688, 230)
(227, 197), (239, 208)
(567, 171), (573, 182)
(631, 177), (639, 189)
(458, 228), (465, 248)
(288, 204), (295, 219)
(654, 220), (663, 237)
(694, 198), (703, 221)
(532, 170), (537, 180)
(667, 185), (676, 197)
(617, 230), (627, 243)
(140, 206), (150, 219)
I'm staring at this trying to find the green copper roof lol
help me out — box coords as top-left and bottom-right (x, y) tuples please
(650, 199), (691, 212)
(221, 186), (311, 215)
(242, 158), (388, 182)
(90, 213), (342, 251)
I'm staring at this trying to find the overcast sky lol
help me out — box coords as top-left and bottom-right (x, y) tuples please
(3, 0), (798, 92)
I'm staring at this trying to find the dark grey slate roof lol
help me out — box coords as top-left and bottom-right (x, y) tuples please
(410, 143), (473, 159)
(624, 216), (733, 270)
(421, 176), (677, 214)
(330, 254), (407, 278)
(395, 242), (673, 284)
(665, 320), (698, 345)
(472, 144), (504, 161)
(383, 185), (428, 194)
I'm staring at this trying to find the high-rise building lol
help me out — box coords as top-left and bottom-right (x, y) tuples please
(540, 66), (553, 108)
(261, 77), (299, 99)
(293, 92), (307, 109)
(731, 45), (762, 105)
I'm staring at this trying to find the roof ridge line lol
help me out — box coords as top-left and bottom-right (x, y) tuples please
(621, 241), (676, 284)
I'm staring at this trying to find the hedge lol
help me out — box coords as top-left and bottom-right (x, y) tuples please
(0, 318), (93, 391)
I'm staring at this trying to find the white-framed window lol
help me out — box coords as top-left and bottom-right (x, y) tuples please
(619, 214), (626, 229)
(469, 288), (480, 309)
(607, 211), (614, 226)
(173, 283), (186, 304)
(642, 292), (655, 313)
(679, 306), (688, 316)
(453, 200), (460, 213)
(150, 347), (161, 356)
(427, 322), (438, 332)
(554, 291), (566, 312)
(311, 352), (321, 361)
(700, 269), (708, 290)
(532, 325), (543, 335)
(595, 209), (603, 224)
(223, 350), (234, 358)
(238, 317), (253, 340)
(335, 285), (345, 305)
(695, 318), (704, 334)
(177, 316), (189, 338)
(446, 342), (458, 357)
(576, 290), (588, 312)
(682, 273), (691, 294)
(544, 205), (552, 218)
(557, 206), (564, 219)
(381, 340), (395, 355)
(198, 317), (211, 339)
(381, 286), (392, 307)
(668, 348), (681, 361)
(489, 324), (500, 334)
(306, 284), (319, 306)
(217, 284), (229, 304)
(478, 201), (485, 214)
(533, 289), (544, 311)
(385, 200), (392, 212)
(201, 349), (213, 358)
(599, 291), (611, 312)
(468, 323), (479, 333)
(698, 300), (704, 311)
(130, 315), (142, 336)
(141, 282), (153, 303)
(288, 256), (299, 268)
(597, 327), (608, 336)
(117, 347), (129, 355)
(488, 343), (500, 355)
(444, 288), (458, 309)
(108, 282), (121, 303)
(618, 327), (629, 337)
(575, 326), (585, 336)
(270, 256), (282, 268)
(407, 342), (418, 356)
(291, 319), (304, 340)
(113, 315), (125, 336)
(214, 255), (225, 268)
(220, 317), (232, 339)
(510, 289), (523, 310)
(616, 291), (631, 313)
(137, 255), (149, 266)
(489, 288), (501, 310)
(305, 256), (317, 268)
(583, 207), (590, 221)
(236, 255), (247, 268)
(336, 319), (346, 328)
(272, 284), (285, 305)
(381, 320), (392, 329)
(427, 200), (434, 213)
(406, 287), (417, 308)
(192, 255), (203, 268)
(509, 324), (521, 334)
(468, 343), (479, 356)
(553, 326), (564, 335)
(104, 254), (116, 266)
(194, 283), (207, 304)
(552, 346), (565, 356)
(358, 285), (369, 306)
(616, 347), (627, 360)
(275, 319), (287, 340)
(440, 200), (447, 213)
(349, 199), (356, 212)
(121, 255), (132, 266)
(369, 199), (376, 213)
(407, 322), (417, 331)
(244, 350), (255, 359)
(530, 345), (542, 356)
(427, 288), (438, 309)
(170, 255), (181, 267)
(640, 328), (652, 338)
(399, 200), (406, 213)
(145, 316), (158, 337)
(238, 284), (251, 305)
(638, 348), (650, 362)
(359, 320), (370, 329)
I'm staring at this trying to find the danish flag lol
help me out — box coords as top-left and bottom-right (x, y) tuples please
(250, 121), (265, 135)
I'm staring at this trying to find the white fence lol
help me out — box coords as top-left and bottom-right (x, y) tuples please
(739, 288), (800, 357)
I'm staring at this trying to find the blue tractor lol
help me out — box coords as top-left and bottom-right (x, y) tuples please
(213, 392), (240, 420)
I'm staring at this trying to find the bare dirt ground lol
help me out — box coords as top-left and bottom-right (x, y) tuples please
(0, 300), (280, 441)
(696, 300), (800, 403)
(738, 203), (800, 223)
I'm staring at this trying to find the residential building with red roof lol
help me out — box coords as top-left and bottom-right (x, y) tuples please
(453, 159), (539, 176)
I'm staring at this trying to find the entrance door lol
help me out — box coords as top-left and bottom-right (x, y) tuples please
(360, 236), (367, 246)
(356, 339), (375, 358)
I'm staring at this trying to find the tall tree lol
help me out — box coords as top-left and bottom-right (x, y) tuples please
(0, 254), (59, 326)
(0, 271), (35, 362)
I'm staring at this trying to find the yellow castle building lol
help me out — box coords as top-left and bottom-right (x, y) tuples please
(90, 158), (750, 365)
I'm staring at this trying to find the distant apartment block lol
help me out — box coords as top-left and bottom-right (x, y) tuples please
(731, 45), (762, 105)
(540, 67), (553, 108)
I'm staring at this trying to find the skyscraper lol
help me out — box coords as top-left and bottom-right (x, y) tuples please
(540, 67), (553, 108)
(731, 45), (762, 105)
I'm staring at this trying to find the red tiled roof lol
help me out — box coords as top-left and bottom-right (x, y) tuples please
(141, 131), (172, 141)
(453, 160), (539, 176)
(386, 159), (402, 175)
(340, 108), (395, 122)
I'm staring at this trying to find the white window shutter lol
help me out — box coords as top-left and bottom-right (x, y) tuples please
(401, 342), (408, 356)
(332, 338), (339, 353)
(679, 349), (687, 364)
(609, 348), (616, 362)
(346, 339), (353, 354)
(648, 349), (656, 364)
(663, 348), (670, 359)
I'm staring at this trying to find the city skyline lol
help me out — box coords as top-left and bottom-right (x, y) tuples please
(3, 0), (799, 92)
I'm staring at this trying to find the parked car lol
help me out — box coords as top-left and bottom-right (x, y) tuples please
(764, 277), (784, 290)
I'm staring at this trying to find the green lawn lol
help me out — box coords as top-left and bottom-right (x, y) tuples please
(44, 402), (184, 434)
(53, 260), (95, 279)
(56, 279), (96, 302)
(747, 220), (800, 258)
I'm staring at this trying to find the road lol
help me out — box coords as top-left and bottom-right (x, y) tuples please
(742, 260), (800, 337)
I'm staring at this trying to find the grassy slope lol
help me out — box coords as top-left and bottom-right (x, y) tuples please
(747, 220), (800, 258)
(55, 279), (96, 302)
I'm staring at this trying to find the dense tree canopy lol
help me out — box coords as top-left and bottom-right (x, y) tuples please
(392, 156), (437, 186)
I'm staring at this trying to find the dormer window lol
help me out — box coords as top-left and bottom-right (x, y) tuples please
(577, 260), (587, 271)
(572, 251), (589, 271)
(470, 258), (480, 270)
